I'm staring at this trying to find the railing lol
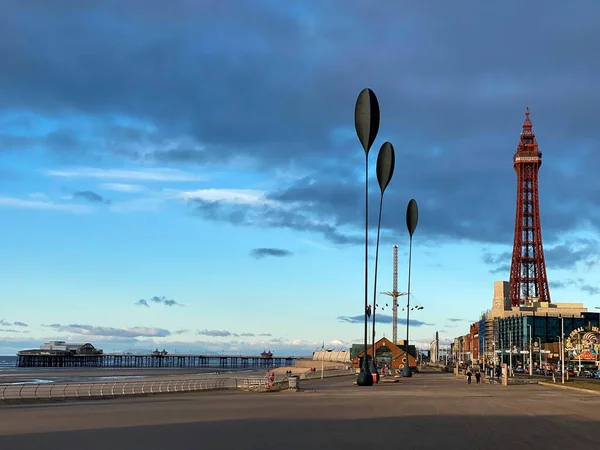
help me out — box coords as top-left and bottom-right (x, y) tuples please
(0, 377), (241, 401)
(0, 369), (355, 402)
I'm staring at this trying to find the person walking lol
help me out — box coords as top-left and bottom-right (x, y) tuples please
(466, 368), (472, 384)
(475, 370), (481, 384)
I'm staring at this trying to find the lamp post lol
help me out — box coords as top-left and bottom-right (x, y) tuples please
(369, 142), (396, 383)
(527, 324), (533, 377)
(561, 317), (565, 385)
(401, 199), (419, 378)
(355, 88), (380, 387)
(537, 337), (542, 369)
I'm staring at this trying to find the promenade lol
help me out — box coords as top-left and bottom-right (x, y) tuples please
(0, 370), (598, 449)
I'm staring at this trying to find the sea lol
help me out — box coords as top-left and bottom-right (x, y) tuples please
(0, 355), (16, 370)
(0, 355), (262, 385)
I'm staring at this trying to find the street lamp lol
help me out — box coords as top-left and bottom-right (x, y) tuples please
(561, 317), (565, 385)
(355, 88), (380, 387)
(370, 142), (396, 383)
(401, 199), (419, 378)
(527, 324), (533, 377)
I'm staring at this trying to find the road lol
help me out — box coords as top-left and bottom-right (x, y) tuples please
(0, 371), (598, 450)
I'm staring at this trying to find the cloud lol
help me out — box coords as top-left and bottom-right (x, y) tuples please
(45, 168), (205, 182)
(0, 328), (23, 333)
(337, 315), (432, 327)
(197, 329), (233, 337)
(239, 333), (255, 337)
(43, 324), (171, 338)
(73, 190), (109, 204)
(100, 183), (145, 193)
(447, 318), (470, 323)
(3, 1), (600, 249)
(483, 239), (600, 276)
(0, 196), (92, 213)
(170, 189), (275, 206)
(249, 248), (293, 259)
(549, 279), (600, 296)
(258, 333), (272, 337)
(0, 319), (28, 327)
(135, 296), (184, 307)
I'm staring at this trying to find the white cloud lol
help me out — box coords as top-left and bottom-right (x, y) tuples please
(45, 167), (206, 182)
(100, 183), (146, 192)
(28, 192), (49, 200)
(168, 188), (277, 206)
(0, 196), (92, 213)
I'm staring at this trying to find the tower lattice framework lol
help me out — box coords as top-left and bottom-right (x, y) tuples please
(509, 107), (551, 307)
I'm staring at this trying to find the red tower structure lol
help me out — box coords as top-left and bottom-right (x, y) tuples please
(509, 107), (551, 307)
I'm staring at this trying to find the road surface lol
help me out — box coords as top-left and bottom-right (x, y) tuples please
(0, 371), (598, 449)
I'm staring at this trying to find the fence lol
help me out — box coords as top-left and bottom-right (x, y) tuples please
(0, 377), (245, 401)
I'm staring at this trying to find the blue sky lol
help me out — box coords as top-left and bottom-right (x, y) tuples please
(1, 1), (600, 356)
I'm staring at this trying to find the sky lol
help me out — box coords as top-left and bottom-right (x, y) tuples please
(1, 0), (600, 356)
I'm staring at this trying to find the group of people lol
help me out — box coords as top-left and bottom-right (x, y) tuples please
(465, 365), (503, 384)
(465, 368), (481, 384)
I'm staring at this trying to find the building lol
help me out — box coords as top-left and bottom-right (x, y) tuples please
(429, 331), (440, 363)
(312, 349), (350, 363)
(351, 337), (417, 371)
(20, 341), (102, 356)
(477, 281), (600, 368)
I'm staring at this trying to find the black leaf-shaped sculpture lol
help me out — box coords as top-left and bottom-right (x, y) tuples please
(354, 88), (380, 155)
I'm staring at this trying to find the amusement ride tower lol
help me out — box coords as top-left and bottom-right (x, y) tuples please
(509, 107), (551, 307)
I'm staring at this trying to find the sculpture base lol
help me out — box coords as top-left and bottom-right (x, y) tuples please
(401, 367), (412, 378)
(357, 370), (374, 386)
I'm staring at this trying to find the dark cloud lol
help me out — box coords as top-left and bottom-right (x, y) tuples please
(136, 296), (184, 307)
(73, 190), (109, 204)
(0, 319), (28, 327)
(249, 248), (293, 259)
(258, 333), (272, 337)
(240, 333), (255, 337)
(197, 329), (232, 337)
(447, 319), (470, 323)
(43, 323), (171, 338)
(2, 1), (600, 247)
(483, 238), (600, 277)
(549, 279), (600, 296)
(337, 315), (432, 327)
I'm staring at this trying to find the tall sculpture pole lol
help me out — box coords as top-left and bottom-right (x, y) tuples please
(402, 199), (419, 377)
(354, 88), (380, 386)
(369, 142), (396, 383)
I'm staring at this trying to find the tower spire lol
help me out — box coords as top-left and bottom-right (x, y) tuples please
(509, 107), (551, 307)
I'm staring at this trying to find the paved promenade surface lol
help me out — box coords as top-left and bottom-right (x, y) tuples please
(1, 371), (598, 450)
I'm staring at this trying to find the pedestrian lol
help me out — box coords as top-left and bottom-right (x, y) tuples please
(495, 366), (501, 382)
(466, 368), (472, 384)
(475, 370), (481, 384)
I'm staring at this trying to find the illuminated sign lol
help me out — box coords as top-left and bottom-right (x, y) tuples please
(566, 327), (600, 361)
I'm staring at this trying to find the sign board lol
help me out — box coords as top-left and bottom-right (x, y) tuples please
(519, 351), (528, 354)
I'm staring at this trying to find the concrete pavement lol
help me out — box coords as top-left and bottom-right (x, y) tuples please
(0, 371), (597, 450)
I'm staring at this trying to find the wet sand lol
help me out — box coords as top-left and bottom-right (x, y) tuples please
(0, 367), (266, 384)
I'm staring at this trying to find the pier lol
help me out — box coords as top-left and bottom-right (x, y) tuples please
(16, 353), (297, 369)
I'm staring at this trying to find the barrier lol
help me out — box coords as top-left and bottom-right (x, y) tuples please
(0, 377), (239, 402)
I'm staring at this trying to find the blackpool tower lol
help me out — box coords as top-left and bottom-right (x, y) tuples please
(509, 107), (551, 307)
